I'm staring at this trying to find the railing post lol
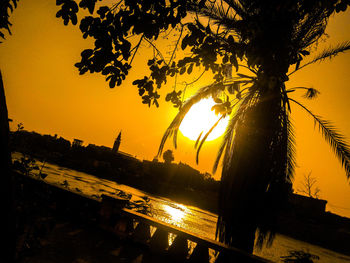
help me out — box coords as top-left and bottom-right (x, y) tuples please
(113, 216), (134, 237)
(132, 222), (151, 244)
(188, 244), (210, 263)
(100, 194), (131, 236)
(149, 228), (169, 253)
(215, 251), (230, 263)
(167, 235), (188, 262)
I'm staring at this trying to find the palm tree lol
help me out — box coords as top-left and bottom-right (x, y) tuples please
(158, 0), (350, 253)
(56, 0), (350, 254)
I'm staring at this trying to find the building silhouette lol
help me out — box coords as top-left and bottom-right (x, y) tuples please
(112, 131), (121, 153)
(72, 139), (83, 147)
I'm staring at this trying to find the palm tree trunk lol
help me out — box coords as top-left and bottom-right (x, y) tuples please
(217, 77), (287, 253)
(0, 70), (15, 262)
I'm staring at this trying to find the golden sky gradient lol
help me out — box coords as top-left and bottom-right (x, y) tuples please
(1, 0), (349, 217)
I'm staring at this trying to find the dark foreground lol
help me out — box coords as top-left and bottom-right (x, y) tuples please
(14, 171), (270, 263)
(19, 221), (127, 263)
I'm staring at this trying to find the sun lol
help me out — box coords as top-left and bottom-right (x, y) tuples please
(179, 98), (230, 141)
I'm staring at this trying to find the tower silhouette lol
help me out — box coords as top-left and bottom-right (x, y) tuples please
(112, 131), (121, 153)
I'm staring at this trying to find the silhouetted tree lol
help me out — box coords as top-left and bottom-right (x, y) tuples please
(298, 172), (321, 199)
(163, 149), (174, 164)
(0, 1), (19, 261)
(56, 0), (350, 253)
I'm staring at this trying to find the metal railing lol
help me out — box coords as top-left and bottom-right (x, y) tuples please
(15, 172), (272, 263)
(100, 194), (272, 263)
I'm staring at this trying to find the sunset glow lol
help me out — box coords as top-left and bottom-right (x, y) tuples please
(179, 98), (230, 141)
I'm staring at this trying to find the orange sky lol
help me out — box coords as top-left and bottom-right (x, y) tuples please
(1, 0), (349, 217)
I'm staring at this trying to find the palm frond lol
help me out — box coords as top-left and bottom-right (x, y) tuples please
(290, 0), (339, 53)
(157, 84), (218, 156)
(187, 1), (240, 33)
(222, 0), (246, 19)
(194, 131), (203, 149)
(286, 114), (296, 182)
(290, 98), (350, 179)
(212, 86), (258, 173)
(212, 113), (237, 174)
(292, 11), (326, 50)
(303, 87), (320, 99)
(196, 115), (224, 164)
(291, 87), (320, 99)
(289, 41), (350, 76)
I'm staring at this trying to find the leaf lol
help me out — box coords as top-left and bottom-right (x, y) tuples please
(147, 59), (155, 66)
(187, 63), (194, 74)
(97, 6), (109, 18)
(86, 2), (95, 14)
(300, 50), (310, 56)
(79, 67), (88, 75)
(56, 9), (63, 18)
(109, 76), (116, 88)
(153, 99), (159, 107)
(138, 89), (145, 96)
(179, 67), (186, 75)
(71, 14), (78, 25)
(102, 66), (114, 75)
(165, 93), (172, 101)
(81, 49), (93, 58)
(181, 35), (189, 50)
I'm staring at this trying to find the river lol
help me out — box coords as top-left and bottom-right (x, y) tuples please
(19, 158), (350, 263)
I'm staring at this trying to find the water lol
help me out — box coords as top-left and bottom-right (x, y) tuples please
(18, 157), (350, 263)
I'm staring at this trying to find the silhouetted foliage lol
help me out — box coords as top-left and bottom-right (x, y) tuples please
(0, 0), (19, 42)
(162, 149), (174, 164)
(0, 2), (20, 261)
(56, 0), (350, 253)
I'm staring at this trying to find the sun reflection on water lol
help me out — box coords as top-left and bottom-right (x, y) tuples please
(163, 204), (188, 223)
(162, 204), (190, 246)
